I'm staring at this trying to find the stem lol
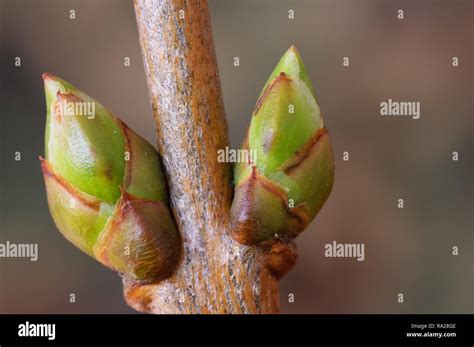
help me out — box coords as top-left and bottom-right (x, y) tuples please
(127, 0), (279, 313)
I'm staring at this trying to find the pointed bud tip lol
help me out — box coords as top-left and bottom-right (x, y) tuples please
(43, 73), (69, 84)
(42, 72), (55, 81)
(43, 73), (76, 96)
(43, 73), (56, 91)
(260, 45), (316, 100)
(286, 45), (300, 59)
(288, 44), (298, 52)
(281, 45), (318, 101)
(43, 73), (62, 89)
(277, 45), (304, 76)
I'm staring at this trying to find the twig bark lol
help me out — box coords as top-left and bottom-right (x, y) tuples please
(126, 0), (280, 313)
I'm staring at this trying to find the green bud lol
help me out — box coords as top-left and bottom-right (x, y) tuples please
(230, 46), (335, 245)
(41, 73), (180, 282)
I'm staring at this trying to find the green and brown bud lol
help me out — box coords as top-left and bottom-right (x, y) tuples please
(40, 73), (180, 282)
(230, 46), (335, 246)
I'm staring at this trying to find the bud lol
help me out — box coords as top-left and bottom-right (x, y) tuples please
(230, 46), (335, 245)
(40, 73), (180, 282)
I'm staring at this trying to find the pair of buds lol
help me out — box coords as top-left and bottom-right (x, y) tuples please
(41, 46), (334, 283)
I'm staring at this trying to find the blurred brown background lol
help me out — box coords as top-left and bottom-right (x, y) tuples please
(0, 0), (472, 313)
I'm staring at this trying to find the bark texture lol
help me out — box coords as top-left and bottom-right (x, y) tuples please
(126, 0), (280, 313)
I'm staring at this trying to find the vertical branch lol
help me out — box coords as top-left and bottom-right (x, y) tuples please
(126, 0), (279, 313)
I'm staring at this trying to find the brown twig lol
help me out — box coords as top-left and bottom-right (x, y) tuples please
(125, 0), (280, 314)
